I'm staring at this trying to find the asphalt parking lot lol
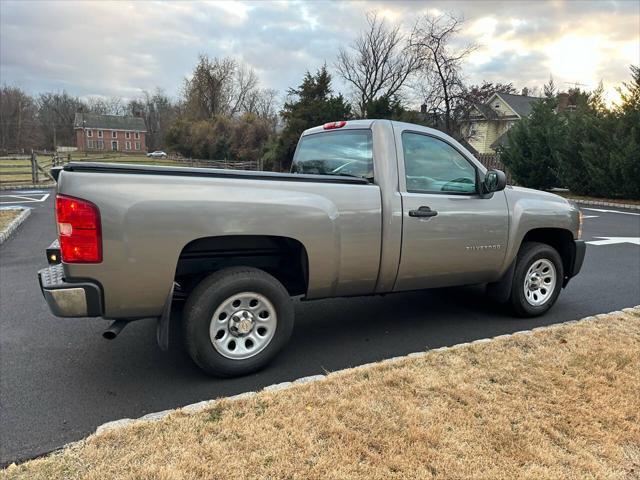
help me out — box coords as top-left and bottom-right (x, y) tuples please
(1, 188), (639, 465)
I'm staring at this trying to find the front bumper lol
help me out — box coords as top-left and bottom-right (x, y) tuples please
(38, 264), (103, 317)
(563, 239), (586, 287)
(569, 240), (586, 278)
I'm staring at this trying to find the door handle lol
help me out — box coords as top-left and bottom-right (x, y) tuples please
(409, 206), (438, 218)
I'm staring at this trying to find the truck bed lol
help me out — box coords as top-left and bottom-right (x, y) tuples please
(58, 162), (370, 185)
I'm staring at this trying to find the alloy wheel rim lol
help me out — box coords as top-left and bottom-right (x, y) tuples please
(523, 258), (556, 307)
(209, 292), (277, 360)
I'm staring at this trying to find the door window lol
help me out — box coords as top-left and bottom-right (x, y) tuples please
(402, 132), (476, 194)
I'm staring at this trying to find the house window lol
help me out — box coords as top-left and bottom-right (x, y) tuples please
(125, 132), (131, 139)
(86, 139), (94, 149)
(126, 141), (131, 150)
(86, 129), (93, 137)
(97, 140), (104, 150)
(135, 141), (141, 151)
(112, 131), (117, 138)
(134, 132), (140, 140)
(97, 130), (103, 138)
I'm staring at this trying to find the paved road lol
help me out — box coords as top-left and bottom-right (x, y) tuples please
(1, 189), (639, 465)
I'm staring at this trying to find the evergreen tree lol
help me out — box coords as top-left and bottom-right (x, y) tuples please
(558, 88), (602, 195)
(364, 96), (405, 119)
(271, 66), (352, 170)
(500, 97), (564, 189)
(610, 65), (640, 198)
(560, 67), (639, 198)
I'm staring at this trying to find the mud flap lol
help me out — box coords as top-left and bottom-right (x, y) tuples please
(486, 260), (516, 303)
(156, 282), (176, 351)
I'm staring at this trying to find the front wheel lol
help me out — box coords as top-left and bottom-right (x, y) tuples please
(510, 242), (564, 317)
(183, 267), (294, 377)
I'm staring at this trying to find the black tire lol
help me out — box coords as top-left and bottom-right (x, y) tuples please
(510, 242), (564, 317)
(183, 267), (294, 377)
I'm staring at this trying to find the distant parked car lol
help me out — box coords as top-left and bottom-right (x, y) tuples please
(146, 151), (167, 158)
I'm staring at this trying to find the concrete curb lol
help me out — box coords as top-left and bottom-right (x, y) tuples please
(0, 207), (31, 245)
(566, 197), (640, 210)
(91, 305), (640, 437)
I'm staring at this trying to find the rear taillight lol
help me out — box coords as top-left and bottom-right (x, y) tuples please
(56, 194), (102, 263)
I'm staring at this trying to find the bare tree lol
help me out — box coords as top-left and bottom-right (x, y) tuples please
(85, 96), (127, 115)
(410, 13), (476, 134)
(128, 88), (180, 150)
(463, 81), (517, 106)
(37, 91), (84, 148)
(0, 86), (41, 152)
(182, 55), (262, 120)
(243, 88), (278, 129)
(230, 63), (259, 116)
(336, 12), (422, 117)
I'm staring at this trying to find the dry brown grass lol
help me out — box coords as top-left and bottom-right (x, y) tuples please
(4, 308), (640, 480)
(0, 209), (23, 231)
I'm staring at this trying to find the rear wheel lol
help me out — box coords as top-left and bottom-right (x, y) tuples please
(510, 242), (563, 317)
(183, 267), (294, 377)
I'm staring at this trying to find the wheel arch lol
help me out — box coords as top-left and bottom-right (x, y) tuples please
(520, 228), (575, 284)
(174, 235), (309, 297)
(489, 227), (576, 302)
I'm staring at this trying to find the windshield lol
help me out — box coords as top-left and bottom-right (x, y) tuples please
(291, 130), (373, 181)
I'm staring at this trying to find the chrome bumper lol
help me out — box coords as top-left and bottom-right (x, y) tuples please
(38, 264), (102, 317)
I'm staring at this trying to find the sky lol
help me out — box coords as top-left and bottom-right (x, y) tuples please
(1, 0), (638, 107)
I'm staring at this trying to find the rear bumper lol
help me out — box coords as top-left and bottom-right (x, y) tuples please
(38, 264), (103, 317)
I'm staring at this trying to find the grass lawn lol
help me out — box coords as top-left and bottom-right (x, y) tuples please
(0, 209), (23, 231)
(4, 307), (639, 480)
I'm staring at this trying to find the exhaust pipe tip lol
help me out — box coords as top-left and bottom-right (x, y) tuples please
(103, 320), (128, 340)
(102, 330), (118, 340)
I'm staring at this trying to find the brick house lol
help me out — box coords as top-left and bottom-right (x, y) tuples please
(74, 113), (147, 153)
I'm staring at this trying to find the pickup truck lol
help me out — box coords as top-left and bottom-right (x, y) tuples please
(39, 120), (585, 377)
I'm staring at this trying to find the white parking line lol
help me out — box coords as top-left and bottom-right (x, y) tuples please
(586, 237), (640, 246)
(582, 208), (640, 216)
(0, 193), (50, 204)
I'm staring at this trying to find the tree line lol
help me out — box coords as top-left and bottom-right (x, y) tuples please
(500, 66), (639, 199)
(0, 86), (180, 153)
(0, 12), (517, 166)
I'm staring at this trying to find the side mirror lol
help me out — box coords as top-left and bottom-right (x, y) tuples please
(483, 169), (507, 194)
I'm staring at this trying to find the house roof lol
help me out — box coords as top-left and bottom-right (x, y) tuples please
(471, 103), (499, 120)
(493, 93), (541, 118)
(74, 113), (146, 131)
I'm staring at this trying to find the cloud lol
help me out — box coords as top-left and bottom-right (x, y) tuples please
(1, 0), (638, 106)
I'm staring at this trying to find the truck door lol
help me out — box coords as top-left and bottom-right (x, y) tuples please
(393, 130), (509, 291)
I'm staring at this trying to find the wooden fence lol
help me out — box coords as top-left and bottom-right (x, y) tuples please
(475, 153), (514, 185)
(0, 151), (57, 187)
(0, 151), (261, 187)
